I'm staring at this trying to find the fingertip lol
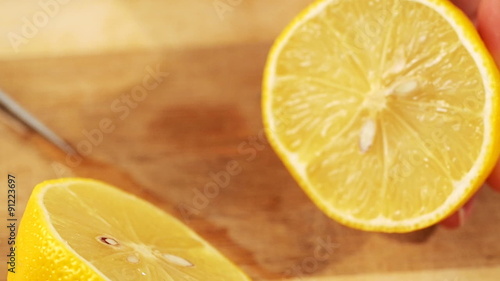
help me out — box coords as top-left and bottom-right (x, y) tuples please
(487, 162), (500, 191)
(440, 198), (475, 229)
(440, 208), (465, 229)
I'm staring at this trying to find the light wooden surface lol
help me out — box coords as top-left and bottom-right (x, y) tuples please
(1, 1), (500, 280)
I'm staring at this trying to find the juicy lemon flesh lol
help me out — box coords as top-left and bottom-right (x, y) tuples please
(265, 0), (499, 231)
(10, 179), (252, 281)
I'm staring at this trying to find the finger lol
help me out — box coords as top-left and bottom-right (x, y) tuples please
(452, 0), (481, 22)
(477, 0), (500, 65)
(478, 0), (500, 191)
(440, 197), (475, 228)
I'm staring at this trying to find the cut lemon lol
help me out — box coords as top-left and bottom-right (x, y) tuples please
(263, 0), (500, 232)
(9, 178), (252, 280)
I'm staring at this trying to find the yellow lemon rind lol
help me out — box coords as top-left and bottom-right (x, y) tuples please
(9, 178), (107, 281)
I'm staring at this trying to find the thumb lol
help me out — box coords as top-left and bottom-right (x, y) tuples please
(477, 0), (500, 65)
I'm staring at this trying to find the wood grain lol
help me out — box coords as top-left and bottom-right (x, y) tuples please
(1, 1), (500, 280)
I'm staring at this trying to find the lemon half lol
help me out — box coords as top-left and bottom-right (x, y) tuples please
(9, 178), (252, 280)
(263, 0), (500, 232)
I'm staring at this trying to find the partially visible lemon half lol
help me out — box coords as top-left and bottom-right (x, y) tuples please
(263, 0), (500, 232)
(9, 178), (252, 281)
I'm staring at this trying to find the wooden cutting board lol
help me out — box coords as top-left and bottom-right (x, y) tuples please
(1, 1), (500, 280)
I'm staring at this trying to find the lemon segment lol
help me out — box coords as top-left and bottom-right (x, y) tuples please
(263, 0), (500, 232)
(9, 178), (252, 280)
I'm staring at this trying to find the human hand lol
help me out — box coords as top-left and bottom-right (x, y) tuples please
(441, 0), (500, 228)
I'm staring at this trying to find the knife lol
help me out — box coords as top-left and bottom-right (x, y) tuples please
(0, 89), (77, 155)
